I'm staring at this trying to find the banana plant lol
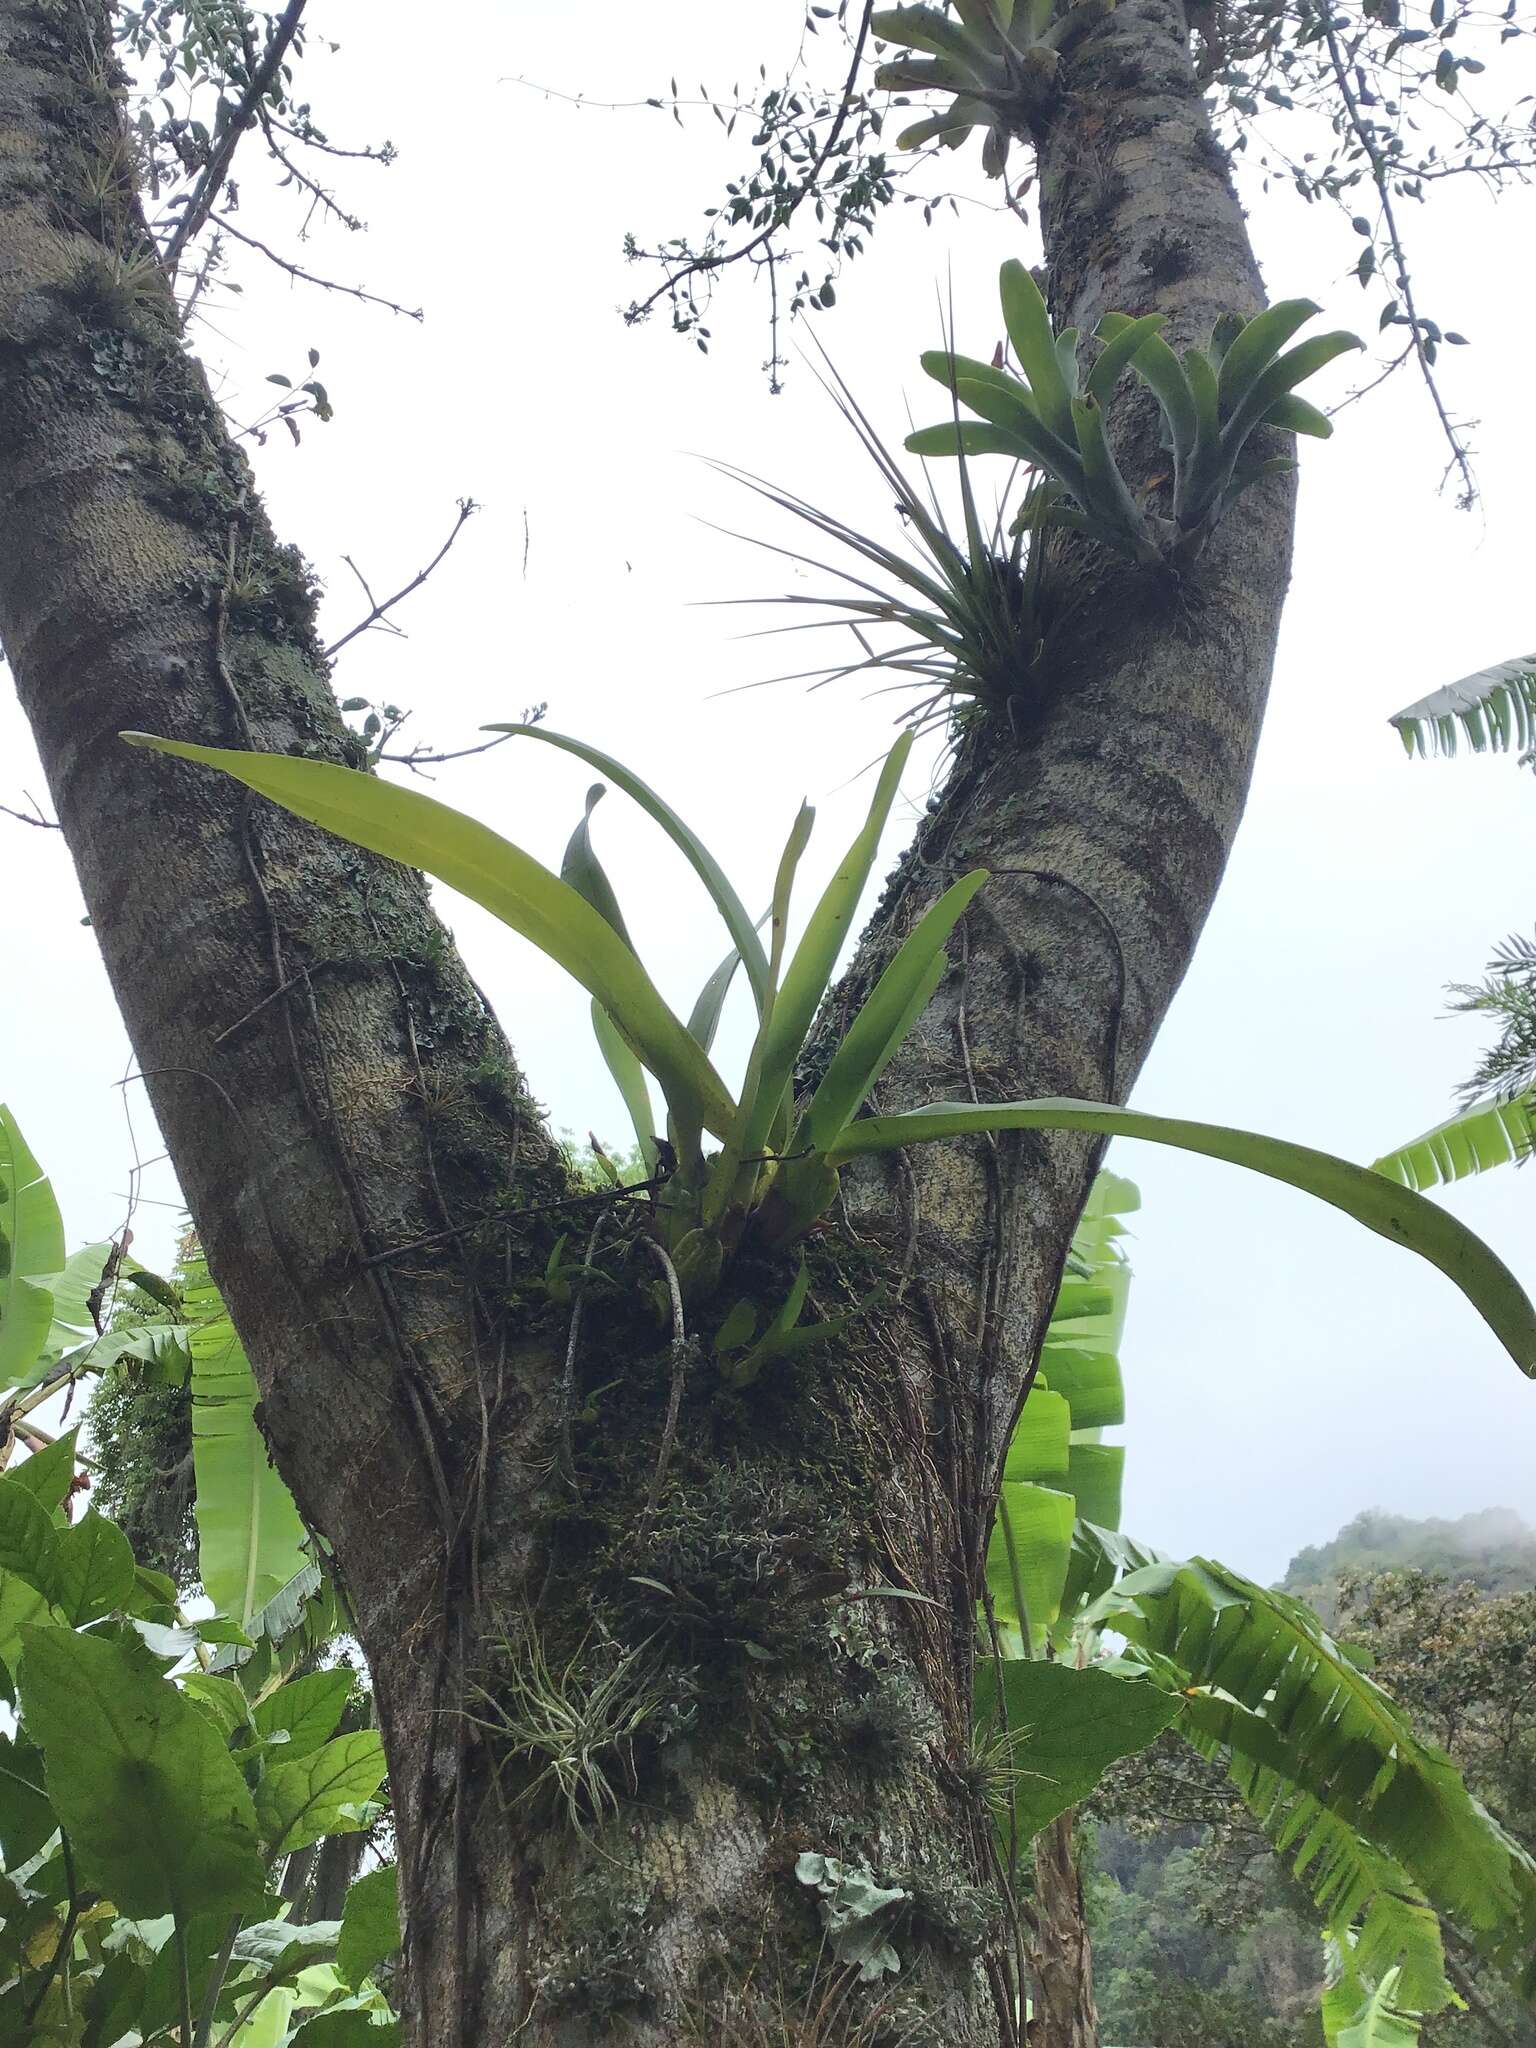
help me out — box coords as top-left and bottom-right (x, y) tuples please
(1390, 650), (1536, 767)
(1372, 1086), (1535, 1192)
(872, 0), (1113, 179)
(122, 729), (1536, 1376)
(907, 260), (1361, 567)
(979, 1173), (1536, 2041)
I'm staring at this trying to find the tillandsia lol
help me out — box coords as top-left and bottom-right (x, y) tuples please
(717, 351), (1059, 731)
(872, 0), (1116, 178)
(908, 260), (1362, 568)
(121, 726), (1536, 1383)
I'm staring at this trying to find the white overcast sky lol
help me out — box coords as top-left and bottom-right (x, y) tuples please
(1, 2), (1532, 1583)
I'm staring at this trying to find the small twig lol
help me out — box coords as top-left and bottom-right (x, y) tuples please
(213, 963), (320, 1046)
(639, 1238), (693, 1518)
(361, 1175), (661, 1269)
(162, 0), (308, 275)
(325, 499), (479, 658)
(1320, 14), (1477, 506)
(210, 209), (423, 319)
(623, 2), (877, 329)
(23, 1832), (80, 2025)
(192, 1913), (245, 2048)
(379, 729), (518, 776)
(0, 791), (60, 829)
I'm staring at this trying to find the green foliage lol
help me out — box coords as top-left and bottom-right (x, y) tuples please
(1284, 1508), (1536, 1609)
(725, 361), (1058, 725)
(872, 0), (1108, 179)
(1446, 932), (1536, 1113)
(118, 738), (1536, 1385)
(982, 1176), (1536, 2040)
(974, 1656), (1183, 1845)
(0, 1459), (396, 2041)
(909, 264), (1360, 566)
(1372, 1085), (1536, 1193)
(1095, 1559), (1536, 2003)
(0, 1104), (66, 1391)
(180, 1251), (310, 1627)
(1391, 655), (1536, 769)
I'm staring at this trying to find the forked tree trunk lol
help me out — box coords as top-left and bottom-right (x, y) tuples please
(0, 2), (1292, 2041)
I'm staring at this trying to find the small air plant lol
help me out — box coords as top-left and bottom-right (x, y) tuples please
(465, 1622), (670, 1831)
(715, 351), (1060, 738)
(908, 261), (1362, 568)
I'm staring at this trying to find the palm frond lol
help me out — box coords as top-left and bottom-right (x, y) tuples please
(1390, 654), (1536, 765)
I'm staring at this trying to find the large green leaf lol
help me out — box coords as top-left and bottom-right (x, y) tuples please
(987, 1481), (1074, 1653)
(826, 1096), (1536, 1375)
(484, 723), (771, 1006)
(560, 784), (659, 1174)
(1002, 1389), (1071, 1485)
(1094, 1558), (1536, 1996)
(181, 1257), (309, 1628)
(1390, 653), (1536, 762)
(0, 1469), (59, 1590)
(123, 733), (737, 1142)
(254, 1730), (388, 1856)
(1372, 1087), (1535, 1191)
(46, 1508), (135, 1626)
(252, 1668), (356, 1762)
(18, 1626), (266, 1921)
(974, 1657), (1184, 1844)
(740, 731), (914, 1161)
(1326, 1966), (1424, 2047)
(799, 868), (987, 1154)
(9, 1428), (79, 1514)
(0, 1105), (65, 1390)
(336, 1863), (401, 1990)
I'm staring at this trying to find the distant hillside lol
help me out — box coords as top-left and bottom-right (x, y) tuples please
(1281, 1505), (1536, 1607)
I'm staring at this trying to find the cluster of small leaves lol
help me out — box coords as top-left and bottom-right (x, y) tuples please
(248, 345), (333, 447)
(110, 3), (409, 336)
(1209, 0), (1533, 494)
(619, 7), (900, 384)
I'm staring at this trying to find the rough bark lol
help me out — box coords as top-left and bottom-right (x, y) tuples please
(0, 2), (1294, 2043)
(1032, 1814), (1101, 2048)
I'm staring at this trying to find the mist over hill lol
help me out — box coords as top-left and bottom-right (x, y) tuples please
(1281, 1504), (1536, 1608)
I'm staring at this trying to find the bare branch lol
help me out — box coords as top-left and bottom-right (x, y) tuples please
(325, 499), (480, 659)
(209, 209), (423, 320)
(0, 790), (60, 829)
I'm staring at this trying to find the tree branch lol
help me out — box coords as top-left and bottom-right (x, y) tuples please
(622, 1), (877, 330)
(325, 498), (479, 658)
(161, 0), (307, 276)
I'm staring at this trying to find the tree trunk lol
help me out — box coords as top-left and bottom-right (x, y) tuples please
(1032, 1815), (1101, 2048)
(0, 3), (1293, 2043)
